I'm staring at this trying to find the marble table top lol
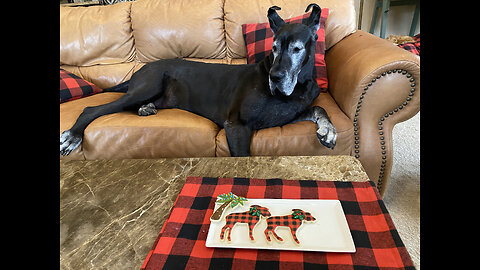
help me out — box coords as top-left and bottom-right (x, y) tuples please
(60, 156), (369, 270)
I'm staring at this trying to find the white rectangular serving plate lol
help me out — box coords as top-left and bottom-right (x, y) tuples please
(206, 199), (355, 253)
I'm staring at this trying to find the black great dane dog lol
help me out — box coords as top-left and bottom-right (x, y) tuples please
(60, 4), (337, 157)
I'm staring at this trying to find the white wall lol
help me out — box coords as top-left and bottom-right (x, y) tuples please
(353, 0), (420, 37)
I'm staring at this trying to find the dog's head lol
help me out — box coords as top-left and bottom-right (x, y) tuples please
(267, 4), (321, 96)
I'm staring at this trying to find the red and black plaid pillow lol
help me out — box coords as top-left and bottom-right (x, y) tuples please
(398, 33), (420, 56)
(60, 69), (103, 103)
(242, 9), (329, 92)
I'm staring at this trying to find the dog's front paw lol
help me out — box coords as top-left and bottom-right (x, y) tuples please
(60, 129), (83, 156)
(138, 103), (157, 116)
(316, 121), (337, 149)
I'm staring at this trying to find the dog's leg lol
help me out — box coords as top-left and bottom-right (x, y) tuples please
(224, 120), (253, 157)
(60, 94), (139, 156)
(138, 102), (158, 116)
(60, 86), (162, 156)
(292, 106), (337, 149)
(60, 71), (171, 156)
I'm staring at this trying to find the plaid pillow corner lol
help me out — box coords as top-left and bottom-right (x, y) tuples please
(60, 68), (103, 103)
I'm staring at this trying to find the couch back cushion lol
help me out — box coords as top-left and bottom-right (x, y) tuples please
(60, 0), (355, 66)
(60, 1), (135, 66)
(224, 0), (357, 58)
(130, 0), (226, 62)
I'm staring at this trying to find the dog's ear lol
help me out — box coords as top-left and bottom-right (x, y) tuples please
(268, 6), (285, 34)
(305, 3), (322, 36)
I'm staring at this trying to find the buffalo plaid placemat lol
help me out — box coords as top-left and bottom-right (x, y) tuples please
(141, 177), (415, 269)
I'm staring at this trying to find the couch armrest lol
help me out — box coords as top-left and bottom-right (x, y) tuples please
(325, 30), (420, 197)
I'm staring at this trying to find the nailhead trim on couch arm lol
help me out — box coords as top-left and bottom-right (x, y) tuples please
(353, 69), (416, 194)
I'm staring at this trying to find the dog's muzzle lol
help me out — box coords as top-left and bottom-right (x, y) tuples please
(269, 71), (296, 96)
(270, 71), (283, 83)
(269, 71), (283, 95)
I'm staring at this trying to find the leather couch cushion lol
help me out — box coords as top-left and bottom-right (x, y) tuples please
(224, 0), (357, 58)
(215, 92), (353, 156)
(60, 93), (220, 159)
(60, 2), (135, 66)
(61, 62), (145, 89)
(131, 0), (226, 62)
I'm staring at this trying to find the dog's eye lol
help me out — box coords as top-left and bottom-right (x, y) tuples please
(293, 47), (301, 53)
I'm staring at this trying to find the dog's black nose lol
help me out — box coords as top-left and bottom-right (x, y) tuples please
(270, 71), (283, 82)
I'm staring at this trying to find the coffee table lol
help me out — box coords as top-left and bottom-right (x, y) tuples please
(60, 156), (369, 269)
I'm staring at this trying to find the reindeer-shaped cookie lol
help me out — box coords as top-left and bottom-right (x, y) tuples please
(264, 209), (316, 244)
(220, 205), (271, 242)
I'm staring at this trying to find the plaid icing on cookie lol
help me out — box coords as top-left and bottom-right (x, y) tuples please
(264, 209), (316, 244)
(220, 205), (271, 242)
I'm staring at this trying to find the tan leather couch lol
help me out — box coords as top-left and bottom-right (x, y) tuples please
(60, 0), (420, 197)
